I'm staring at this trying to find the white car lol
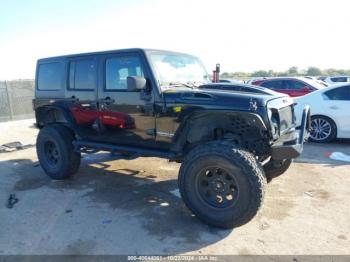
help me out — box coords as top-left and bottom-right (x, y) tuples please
(294, 84), (350, 142)
(323, 76), (350, 85)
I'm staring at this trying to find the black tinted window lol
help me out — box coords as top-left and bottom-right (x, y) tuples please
(261, 80), (284, 89)
(324, 86), (350, 101)
(69, 59), (96, 90)
(105, 56), (144, 90)
(284, 80), (306, 90)
(330, 77), (348, 83)
(37, 62), (63, 90)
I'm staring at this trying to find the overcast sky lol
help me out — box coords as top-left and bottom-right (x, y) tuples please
(0, 0), (349, 79)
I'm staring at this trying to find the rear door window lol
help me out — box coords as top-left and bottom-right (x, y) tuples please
(283, 80), (306, 90)
(324, 86), (350, 101)
(37, 62), (63, 90)
(260, 80), (284, 90)
(69, 59), (96, 90)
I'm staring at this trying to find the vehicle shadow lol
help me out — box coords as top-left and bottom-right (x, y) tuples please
(2, 153), (232, 254)
(295, 140), (350, 167)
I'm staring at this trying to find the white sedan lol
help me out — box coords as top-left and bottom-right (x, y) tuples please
(294, 84), (350, 142)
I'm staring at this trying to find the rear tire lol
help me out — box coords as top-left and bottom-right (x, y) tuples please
(178, 141), (266, 229)
(263, 158), (292, 183)
(309, 115), (336, 143)
(36, 124), (81, 180)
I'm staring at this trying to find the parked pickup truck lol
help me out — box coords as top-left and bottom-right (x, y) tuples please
(33, 48), (310, 228)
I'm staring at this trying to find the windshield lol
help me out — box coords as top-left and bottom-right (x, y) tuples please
(147, 51), (211, 89)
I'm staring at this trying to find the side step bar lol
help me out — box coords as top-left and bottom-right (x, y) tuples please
(73, 140), (176, 159)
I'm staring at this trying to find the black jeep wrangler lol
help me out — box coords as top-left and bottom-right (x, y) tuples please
(33, 48), (309, 228)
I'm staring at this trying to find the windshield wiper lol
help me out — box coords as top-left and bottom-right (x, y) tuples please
(161, 81), (204, 90)
(168, 82), (195, 89)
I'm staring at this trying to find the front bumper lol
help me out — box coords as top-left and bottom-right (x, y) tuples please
(271, 105), (310, 160)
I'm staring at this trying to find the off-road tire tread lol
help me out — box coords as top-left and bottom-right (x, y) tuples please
(178, 140), (266, 228)
(36, 124), (81, 179)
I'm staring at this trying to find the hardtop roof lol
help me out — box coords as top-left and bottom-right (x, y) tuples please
(37, 48), (197, 62)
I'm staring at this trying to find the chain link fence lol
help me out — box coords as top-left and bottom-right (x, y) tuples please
(0, 80), (35, 122)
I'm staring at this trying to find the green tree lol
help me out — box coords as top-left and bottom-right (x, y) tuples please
(221, 72), (232, 78)
(219, 66), (350, 81)
(287, 66), (298, 76)
(306, 67), (322, 76)
(268, 70), (275, 77)
(251, 70), (272, 77)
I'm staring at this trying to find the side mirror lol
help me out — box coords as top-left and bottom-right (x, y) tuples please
(127, 76), (147, 91)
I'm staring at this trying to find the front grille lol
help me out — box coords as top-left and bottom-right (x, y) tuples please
(279, 106), (293, 132)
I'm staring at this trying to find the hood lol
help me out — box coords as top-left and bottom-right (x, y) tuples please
(162, 88), (288, 110)
(199, 82), (279, 96)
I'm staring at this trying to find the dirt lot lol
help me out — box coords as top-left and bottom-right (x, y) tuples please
(0, 119), (349, 255)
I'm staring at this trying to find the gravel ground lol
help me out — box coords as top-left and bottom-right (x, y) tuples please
(0, 119), (349, 255)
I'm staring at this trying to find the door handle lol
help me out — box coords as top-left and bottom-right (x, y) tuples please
(99, 97), (115, 104)
(329, 106), (338, 110)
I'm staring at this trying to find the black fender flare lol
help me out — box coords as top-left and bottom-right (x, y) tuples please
(170, 110), (268, 153)
(35, 103), (80, 135)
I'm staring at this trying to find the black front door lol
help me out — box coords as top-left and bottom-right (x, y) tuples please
(96, 52), (156, 147)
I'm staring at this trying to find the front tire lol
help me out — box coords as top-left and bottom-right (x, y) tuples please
(36, 125), (81, 180)
(178, 141), (266, 229)
(309, 115), (337, 143)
